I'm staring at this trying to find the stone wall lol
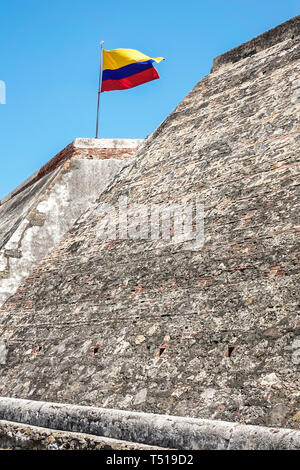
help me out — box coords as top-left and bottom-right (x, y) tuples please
(0, 17), (299, 430)
(0, 138), (142, 307)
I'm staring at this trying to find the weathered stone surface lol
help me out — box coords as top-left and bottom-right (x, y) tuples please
(0, 340), (7, 365)
(0, 17), (299, 431)
(0, 139), (142, 306)
(1, 398), (300, 450)
(0, 419), (165, 450)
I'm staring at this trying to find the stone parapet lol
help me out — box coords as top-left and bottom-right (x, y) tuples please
(0, 398), (300, 450)
(0, 418), (165, 450)
(211, 15), (300, 72)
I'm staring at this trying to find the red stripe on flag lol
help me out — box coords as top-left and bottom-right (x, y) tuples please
(101, 66), (159, 92)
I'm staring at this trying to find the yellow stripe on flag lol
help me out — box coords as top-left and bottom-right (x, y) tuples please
(103, 48), (164, 71)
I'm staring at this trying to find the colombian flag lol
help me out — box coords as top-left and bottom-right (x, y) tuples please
(101, 49), (164, 92)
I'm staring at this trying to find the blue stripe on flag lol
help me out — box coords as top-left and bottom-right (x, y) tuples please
(103, 60), (154, 81)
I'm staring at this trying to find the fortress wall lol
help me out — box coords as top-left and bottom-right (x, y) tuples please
(0, 139), (142, 307)
(0, 17), (299, 432)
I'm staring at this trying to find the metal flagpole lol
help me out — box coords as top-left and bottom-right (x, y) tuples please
(95, 40), (104, 138)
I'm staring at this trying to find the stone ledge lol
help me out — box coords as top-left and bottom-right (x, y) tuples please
(211, 15), (300, 73)
(73, 138), (144, 149)
(0, 419), (167, 450)
(0, 397), (300, 450)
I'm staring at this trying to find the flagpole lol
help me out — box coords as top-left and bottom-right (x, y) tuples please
(95, 40), (104, 139)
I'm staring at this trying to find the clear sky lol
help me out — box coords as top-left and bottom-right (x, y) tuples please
(0, 0), (298, 199)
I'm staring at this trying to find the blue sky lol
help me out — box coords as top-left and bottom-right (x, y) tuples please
(0, 0), (298, 199)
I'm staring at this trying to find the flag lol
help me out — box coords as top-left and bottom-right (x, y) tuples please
(101, 48), (164, 92)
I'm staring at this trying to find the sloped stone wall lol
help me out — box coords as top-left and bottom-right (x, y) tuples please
(0, 17), (299, 429)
